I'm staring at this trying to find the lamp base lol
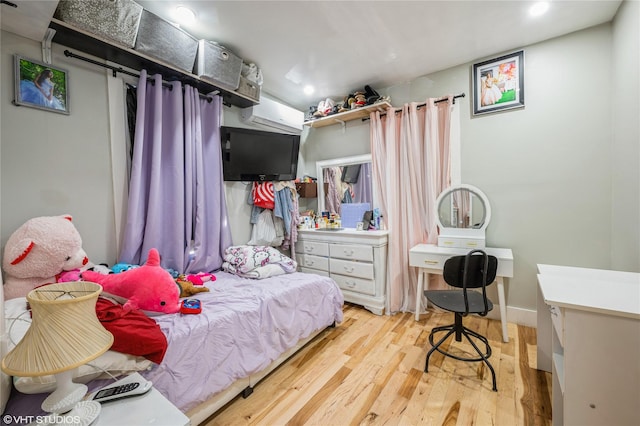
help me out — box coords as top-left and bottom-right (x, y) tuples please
(66, 401), (101, 426)
(41, 383), (87, 414)
(34, 401), (101, 426)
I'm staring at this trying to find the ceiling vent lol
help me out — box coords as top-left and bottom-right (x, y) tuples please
(241, 97), (304, 134)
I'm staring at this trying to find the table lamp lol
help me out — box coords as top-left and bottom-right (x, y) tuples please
(1, 282), (113, 425)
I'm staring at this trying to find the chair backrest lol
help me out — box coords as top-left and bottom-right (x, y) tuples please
(443, 250), (498, 289)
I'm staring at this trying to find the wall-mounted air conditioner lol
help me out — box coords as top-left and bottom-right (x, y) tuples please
(241, 97), (304, 134)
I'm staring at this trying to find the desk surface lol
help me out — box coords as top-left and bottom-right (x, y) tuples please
(537, 265), (640, 320)
(409, 243), (513, 261)
(409, 244), (513, 278)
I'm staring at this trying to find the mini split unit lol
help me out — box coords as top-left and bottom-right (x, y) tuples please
(241, 97), (304, 134)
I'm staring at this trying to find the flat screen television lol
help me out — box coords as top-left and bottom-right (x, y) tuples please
(341, 164), (362, 183)
(220, 126), (300, 182)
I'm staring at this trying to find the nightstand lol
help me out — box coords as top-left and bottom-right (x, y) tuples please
(93, 376), (190, 426)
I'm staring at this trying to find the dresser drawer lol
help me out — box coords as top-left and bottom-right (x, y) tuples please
(297, 254), (329, 272)
(332, 273), (376, 296)
(300, 267), (330, 277)
(296, 240), (329, 257)
(329, 243), (373, 262)
(329, 258), (374, 280)
(408, 251), (447, 271)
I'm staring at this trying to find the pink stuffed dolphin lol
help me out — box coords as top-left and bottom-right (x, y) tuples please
(83, 248), (180, 315)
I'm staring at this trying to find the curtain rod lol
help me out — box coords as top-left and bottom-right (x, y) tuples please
(63, 50), (218, 103)
(362, 92), (465, 121)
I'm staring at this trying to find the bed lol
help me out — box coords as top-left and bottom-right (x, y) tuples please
(0, 270), (344, 425)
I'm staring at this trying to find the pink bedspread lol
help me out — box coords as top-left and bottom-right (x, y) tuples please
(142, 271), (343, 412)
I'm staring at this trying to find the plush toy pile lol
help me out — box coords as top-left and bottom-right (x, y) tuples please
(2, 214), (218, 316)
(83, 248), (181, 315)
(2, 214), (91, 300)
(307, 85), (389, 120)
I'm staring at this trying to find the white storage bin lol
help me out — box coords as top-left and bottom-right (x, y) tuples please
(134, 9), (198, 72)
(54, 0), (143, 48)
(196, 40), (243, 91)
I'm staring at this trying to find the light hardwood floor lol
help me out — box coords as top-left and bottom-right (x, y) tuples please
(204, 303), (552, 426)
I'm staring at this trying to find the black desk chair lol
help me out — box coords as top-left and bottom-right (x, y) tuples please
(424, 249), (498, 391)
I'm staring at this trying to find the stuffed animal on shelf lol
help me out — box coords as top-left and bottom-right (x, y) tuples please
(82, 248), (181, 315)
(2, 214), (91, 300)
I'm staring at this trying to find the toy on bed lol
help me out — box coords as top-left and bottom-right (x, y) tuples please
(2, 214), (91, 300)
(184, 272), (216, 285)
(111, 263), (140, 274)
(175, 277), (210, 298)
(82, 248), (181, 315)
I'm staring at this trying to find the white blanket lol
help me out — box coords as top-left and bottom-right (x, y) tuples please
(222, 245), (297, 279)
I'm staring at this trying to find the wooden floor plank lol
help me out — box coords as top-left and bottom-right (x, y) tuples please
(203, 304), (552, 426)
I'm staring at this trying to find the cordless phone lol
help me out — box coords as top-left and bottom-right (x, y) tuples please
(87, 372), (152, 403)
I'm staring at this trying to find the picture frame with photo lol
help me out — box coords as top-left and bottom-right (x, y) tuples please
(14, 55), (69, 115)
(472, 50), (524, 116)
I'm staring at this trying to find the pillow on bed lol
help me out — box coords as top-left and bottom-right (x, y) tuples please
(4, 297), (152, 394)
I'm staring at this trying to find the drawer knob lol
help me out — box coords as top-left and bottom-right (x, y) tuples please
(344, 266), (355, 273)
(346, 281), (356, 288)
(305, 260), (314, 266)
(344, 249), (354, 256)
(424, 260), (438, 265)
(305, 247), (314, 253)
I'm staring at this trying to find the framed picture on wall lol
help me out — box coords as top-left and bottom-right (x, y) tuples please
(14, 55), (69, 115)
(472, 50), (524, 116)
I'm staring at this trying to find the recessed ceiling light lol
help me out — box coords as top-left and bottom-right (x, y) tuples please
(529, 2), (549, 17)
(303, 85), (315, 96)
(175, 6), (196, 24)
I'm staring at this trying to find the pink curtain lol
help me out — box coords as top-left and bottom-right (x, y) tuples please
(370, 96), (456, 314)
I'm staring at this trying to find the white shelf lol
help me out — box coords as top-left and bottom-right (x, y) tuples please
(48, 19), (257, 108)
(552, 352), (565, 395)
(303, 102), (393, 128)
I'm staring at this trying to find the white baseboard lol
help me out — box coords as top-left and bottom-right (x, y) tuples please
(485, 305), (537, 328)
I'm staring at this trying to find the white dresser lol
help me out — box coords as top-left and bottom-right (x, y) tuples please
(296, 229), (388, 315)
(537, 264), (640, 426)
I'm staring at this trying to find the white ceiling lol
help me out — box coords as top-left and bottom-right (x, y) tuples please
(0, 0), (58, 42)
(136, 0), (621, 111)
(1, 1), (622, 111)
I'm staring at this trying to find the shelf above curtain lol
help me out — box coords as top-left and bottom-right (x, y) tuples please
(303, 101), (393, 129)
(48, 19), (258, 109)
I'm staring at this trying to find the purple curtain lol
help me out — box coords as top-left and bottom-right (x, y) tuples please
(119, 71), (231, 273)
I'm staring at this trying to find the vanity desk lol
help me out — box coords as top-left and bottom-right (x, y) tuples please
(410, 184), (513, 342)
(296, 228), (388, 315)
(409, 243), (513, 342)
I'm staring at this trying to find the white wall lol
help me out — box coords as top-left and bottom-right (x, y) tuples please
(304, 17), (639, 312)
(1, 31), (118, 265)
(611, 0), (640, 271)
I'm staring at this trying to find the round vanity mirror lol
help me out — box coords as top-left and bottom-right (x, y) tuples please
(437, 185), (490, 229)
(435, 184), (491, 248)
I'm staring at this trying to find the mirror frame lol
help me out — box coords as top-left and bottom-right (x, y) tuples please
(435, 183), (491, 241)
(316, 154), (373, 216)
